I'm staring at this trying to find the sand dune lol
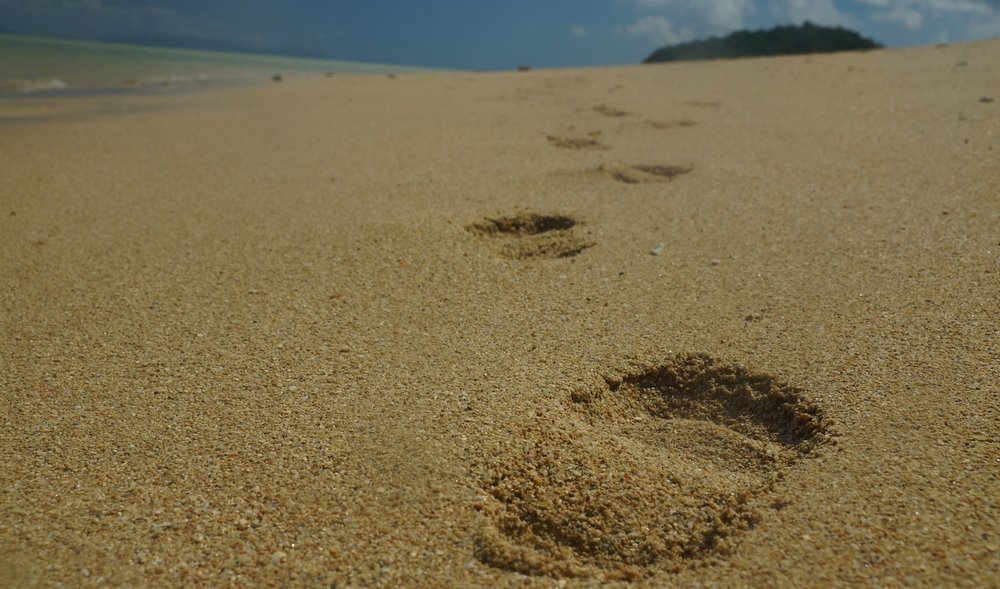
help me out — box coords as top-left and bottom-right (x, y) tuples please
(1, 41), (998, 587)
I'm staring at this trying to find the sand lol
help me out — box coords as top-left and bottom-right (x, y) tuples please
(1, 40), (997, 588)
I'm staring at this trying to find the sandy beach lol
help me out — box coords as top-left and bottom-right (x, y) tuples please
(1, 40), (998, 587)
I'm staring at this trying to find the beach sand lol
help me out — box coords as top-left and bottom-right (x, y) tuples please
(1, 41), (997, 587)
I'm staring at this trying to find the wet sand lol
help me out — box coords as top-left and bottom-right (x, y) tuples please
(1, 40), (997, 587)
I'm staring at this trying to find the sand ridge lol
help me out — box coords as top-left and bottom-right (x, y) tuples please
(1, 40), (998, 587)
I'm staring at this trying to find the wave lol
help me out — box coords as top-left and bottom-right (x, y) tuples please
(15, 78), (69, 93)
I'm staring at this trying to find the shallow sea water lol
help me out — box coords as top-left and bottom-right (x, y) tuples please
(0, 33), (433, 96)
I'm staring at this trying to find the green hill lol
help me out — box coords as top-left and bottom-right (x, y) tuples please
(643, 21), (883, 64)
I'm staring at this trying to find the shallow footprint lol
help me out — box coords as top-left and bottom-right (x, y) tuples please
(600, 163), (693, 184)
(467, 213), (594, 260)
(547, 134), (608, 150)
(474, 353), (830, 580)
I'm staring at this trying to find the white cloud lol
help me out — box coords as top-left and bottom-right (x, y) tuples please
(569, 25), (588, 37)
(921, 0), (993, 14)
(620, 0), (754, 46)
(773, 0), (851, 26)
(877, 6), (925, 29)
(967, 12), (1000, 36)
(613, 0), (1000, 50)
(619, 15), (695, 45)
(629, 0), (753, 30)
(855, 0), (998, 37)
(858, 0), (993, 15)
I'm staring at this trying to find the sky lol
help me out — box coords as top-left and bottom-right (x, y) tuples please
(2, 0), (1000, 69)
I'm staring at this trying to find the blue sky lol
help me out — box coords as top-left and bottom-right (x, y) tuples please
(2, 0), (1000, 69)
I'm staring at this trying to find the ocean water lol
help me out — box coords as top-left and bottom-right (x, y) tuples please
(0, 33), (433, 95)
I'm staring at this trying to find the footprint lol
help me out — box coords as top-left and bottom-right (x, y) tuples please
(473, 354), (830, 580)
(592, 104), (630, 117)
(648, 118), (697, 129)
(467, 213), (594, 260)
(600, 163), (693, 184)
(547, 135), (607, 150)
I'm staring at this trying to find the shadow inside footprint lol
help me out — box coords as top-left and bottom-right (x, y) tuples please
(474, 354), (830, 580)
(592, 104), (630, 117)
(468, 214), (576, 236)
(547, 135), (607, 150)
(648, 119), (698, 129)
(467, 213), (594, 260)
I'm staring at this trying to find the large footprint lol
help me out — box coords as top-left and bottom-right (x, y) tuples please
(473, 353), (830, 580)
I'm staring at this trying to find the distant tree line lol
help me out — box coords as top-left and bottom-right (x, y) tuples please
(643, 22), (883, 63)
